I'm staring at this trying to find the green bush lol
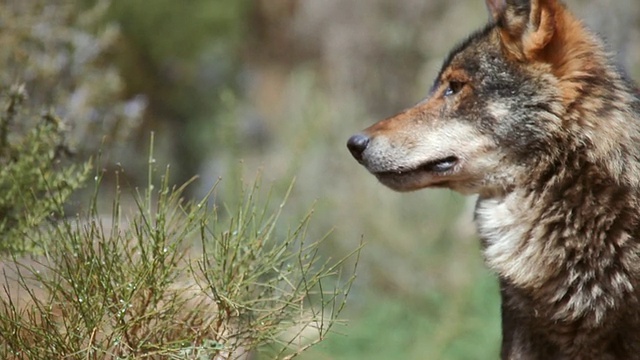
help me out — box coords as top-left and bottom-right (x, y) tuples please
(0, 139), (359, 359)
(0, 84), (91, 254)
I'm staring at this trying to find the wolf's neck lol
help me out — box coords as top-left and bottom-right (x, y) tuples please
(564, 82), (640, 188)
(476, 158), (640, 324)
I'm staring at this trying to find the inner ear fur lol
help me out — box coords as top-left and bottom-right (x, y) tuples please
(492, 0), (558, 61)
(486, 0), (506, 21)
(488, 0), (603, 106)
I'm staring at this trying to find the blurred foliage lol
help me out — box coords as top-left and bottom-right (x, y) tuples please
(88, 0), (252, 183)
(0, 0), (144, 154)
(0, 84), (91, 254)
(106, 0), (248, 62)
(299, 273), (501, 360)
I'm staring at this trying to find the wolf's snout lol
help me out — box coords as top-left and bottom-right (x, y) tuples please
(347, 134), (370, 161)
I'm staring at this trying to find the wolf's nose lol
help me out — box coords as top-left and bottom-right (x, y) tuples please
(347, 134), (370, 161)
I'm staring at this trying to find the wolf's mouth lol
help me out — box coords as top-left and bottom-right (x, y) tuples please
(376, 156), (459, 176)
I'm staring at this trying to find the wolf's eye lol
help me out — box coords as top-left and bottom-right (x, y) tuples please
(444, 81), (464, 97)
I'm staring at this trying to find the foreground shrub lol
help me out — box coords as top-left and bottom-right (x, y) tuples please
(0, 144), (359, 359)
(0, 84), (91, 254)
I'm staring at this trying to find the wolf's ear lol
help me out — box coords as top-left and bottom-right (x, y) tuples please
(497, 0), (557, 60)
(486, 0), (506, 21)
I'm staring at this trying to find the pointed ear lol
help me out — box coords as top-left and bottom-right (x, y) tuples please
(498, 0), (557, 60)
(486, 0), (506, 21)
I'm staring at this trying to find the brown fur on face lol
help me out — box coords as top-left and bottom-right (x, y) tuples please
(348, 0), (640, 358)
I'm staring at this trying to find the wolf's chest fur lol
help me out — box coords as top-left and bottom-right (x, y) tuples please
(476, 189), (640, 356)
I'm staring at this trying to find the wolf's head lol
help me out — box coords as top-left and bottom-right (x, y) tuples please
(347, 0), (632, 196)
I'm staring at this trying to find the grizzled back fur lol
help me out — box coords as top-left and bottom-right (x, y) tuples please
(347, 0), (640, 358)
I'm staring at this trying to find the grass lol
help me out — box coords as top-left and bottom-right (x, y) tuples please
(298, 270), (501, 360)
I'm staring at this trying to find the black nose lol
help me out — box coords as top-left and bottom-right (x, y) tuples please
(347, 133), (370, 161)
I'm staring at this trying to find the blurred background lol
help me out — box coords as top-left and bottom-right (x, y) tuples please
(3, 0), (639, 358)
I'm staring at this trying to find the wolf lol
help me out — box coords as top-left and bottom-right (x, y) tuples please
(347, 0), (640, 358)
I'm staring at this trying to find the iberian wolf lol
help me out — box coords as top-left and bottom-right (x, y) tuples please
(347, 0), (640, 358)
